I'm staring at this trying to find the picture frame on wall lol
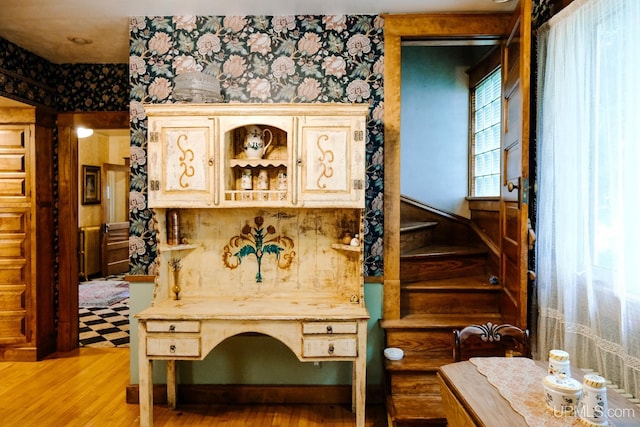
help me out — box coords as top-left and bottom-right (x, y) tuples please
(82, 165), (101, 205)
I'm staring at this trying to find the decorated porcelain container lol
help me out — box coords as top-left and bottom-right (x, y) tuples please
(578, 374), (608, 426)
(543, 374), (583, 415)
(549, 349), (571, 377)
(244, 125), (273, 159)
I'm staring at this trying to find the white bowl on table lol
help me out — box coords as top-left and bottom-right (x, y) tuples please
(384, 347), (404, 361)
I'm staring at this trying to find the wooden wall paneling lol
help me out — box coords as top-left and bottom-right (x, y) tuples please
(0, 105), (56, 360)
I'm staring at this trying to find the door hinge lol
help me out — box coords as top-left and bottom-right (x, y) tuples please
(149, 131), (159, 143)
(353, 130), (364, 142)
(353, 179), (364, 190)
(150, 180), (160, 191)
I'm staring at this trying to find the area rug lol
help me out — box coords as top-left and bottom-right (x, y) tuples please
(79, 280), (129, 307)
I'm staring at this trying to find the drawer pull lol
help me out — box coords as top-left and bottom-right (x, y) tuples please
(170, 345), (176, 353)
(326, 325), (333, 333)
(169, 324), (176, 332)
(328, 344), (334, 354)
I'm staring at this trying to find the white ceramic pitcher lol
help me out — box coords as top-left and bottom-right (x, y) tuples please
(244, 125), (273, 159)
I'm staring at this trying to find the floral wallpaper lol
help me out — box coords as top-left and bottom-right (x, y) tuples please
(0, 38), (57, 108)
(56, 64), (128, 112)
(128, 15), (385, 277)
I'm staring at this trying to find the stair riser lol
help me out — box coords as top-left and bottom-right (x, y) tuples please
(389, 372), (441, 395)
(401, 291), (501, 315)
(400, 256), (487, 281)
(394, 420), (448, 427)
(385, 330), (455, 356)
(401, 229), (433, 253)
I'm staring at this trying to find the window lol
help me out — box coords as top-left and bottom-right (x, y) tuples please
(536, 0), (640, 401)
(470, 68), (501, 197)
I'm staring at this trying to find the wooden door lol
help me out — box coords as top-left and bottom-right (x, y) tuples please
(0, 125), (31, 345)
(500, 0), (531, 328)
(102, 162), (129, 276)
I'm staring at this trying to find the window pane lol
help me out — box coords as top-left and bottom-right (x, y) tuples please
(471, 68), (501, 197)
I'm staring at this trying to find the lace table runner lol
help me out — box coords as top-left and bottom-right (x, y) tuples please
(469, 357), (583, 426)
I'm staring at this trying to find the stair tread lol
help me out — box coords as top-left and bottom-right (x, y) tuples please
(384, 351), (453, 372)
(400, 220), (438, 233)
(402, 244), (488, 258)
(380, 313), (502, 329)
(387, 394), (447, 422)
(402, 275), (499, 290)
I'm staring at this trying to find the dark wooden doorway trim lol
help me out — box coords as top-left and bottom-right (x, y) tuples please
(56, 111), (129, 352)
(381, 13), (511, 320)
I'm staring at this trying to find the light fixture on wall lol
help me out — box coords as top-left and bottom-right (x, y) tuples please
(76, 127), (94, 138)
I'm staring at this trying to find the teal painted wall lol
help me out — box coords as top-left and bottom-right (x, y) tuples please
(129, 280), (384, 387)
(401, 45), (491, 217)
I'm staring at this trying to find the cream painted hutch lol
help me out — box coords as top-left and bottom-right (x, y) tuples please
(136, 103), (370, 427)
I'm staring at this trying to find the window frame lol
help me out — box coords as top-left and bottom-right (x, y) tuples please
(467, 47), (502, 199)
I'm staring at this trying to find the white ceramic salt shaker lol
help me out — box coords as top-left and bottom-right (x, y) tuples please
(548, 349), (571, 377)
(578, 374), (608, 426)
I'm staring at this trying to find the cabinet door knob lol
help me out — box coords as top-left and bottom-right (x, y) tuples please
(169, 324), (176, 332)
(328, 344), (335, 354)
(208, 157), (214, 166)
(326, 325), (333, 333)
(169, 345), (176, 353)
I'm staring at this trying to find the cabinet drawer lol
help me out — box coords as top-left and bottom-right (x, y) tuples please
(146, 337), (200, 357)
(302, 322), (357, 335)
(303, 337), (357, 357)
(146, 320), (200, 333)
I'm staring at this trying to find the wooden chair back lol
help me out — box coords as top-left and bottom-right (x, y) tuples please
(453, 322), (532, 362)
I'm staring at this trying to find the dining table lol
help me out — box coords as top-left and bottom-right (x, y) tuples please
(437, 357), (639, 427)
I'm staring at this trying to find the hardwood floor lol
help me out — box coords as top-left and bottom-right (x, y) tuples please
(0, 348), (387, 426)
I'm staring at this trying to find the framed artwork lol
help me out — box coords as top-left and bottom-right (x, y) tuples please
(82, 165), (101, 204)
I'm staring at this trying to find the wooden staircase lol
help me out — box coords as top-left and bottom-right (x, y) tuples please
(380, 196), (503, 426)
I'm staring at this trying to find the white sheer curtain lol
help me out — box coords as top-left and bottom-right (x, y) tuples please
(536, 0), (640, 399)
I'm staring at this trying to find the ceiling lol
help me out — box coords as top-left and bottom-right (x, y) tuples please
(0, 0), (516, 64)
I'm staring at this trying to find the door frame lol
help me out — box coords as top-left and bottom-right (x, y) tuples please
(381, 13), (512, 320)
(102, 161), (131, 276)
(57, 111), (129, 352)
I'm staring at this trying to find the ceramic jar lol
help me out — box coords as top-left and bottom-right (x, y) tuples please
(549, 349), (571, 377)
(578, 374), (608, 426)
(257, 170), (269, 189)
(543, 374), (583, 415)
(241, 168), (253, 190)
(257, 170), (269, 201)
(277, 169), (287, 200)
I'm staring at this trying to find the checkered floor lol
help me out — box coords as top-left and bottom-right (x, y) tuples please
(79, 274), (130, 348)
(79, 298), (130, 348)
(79, 299), (129, 347)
